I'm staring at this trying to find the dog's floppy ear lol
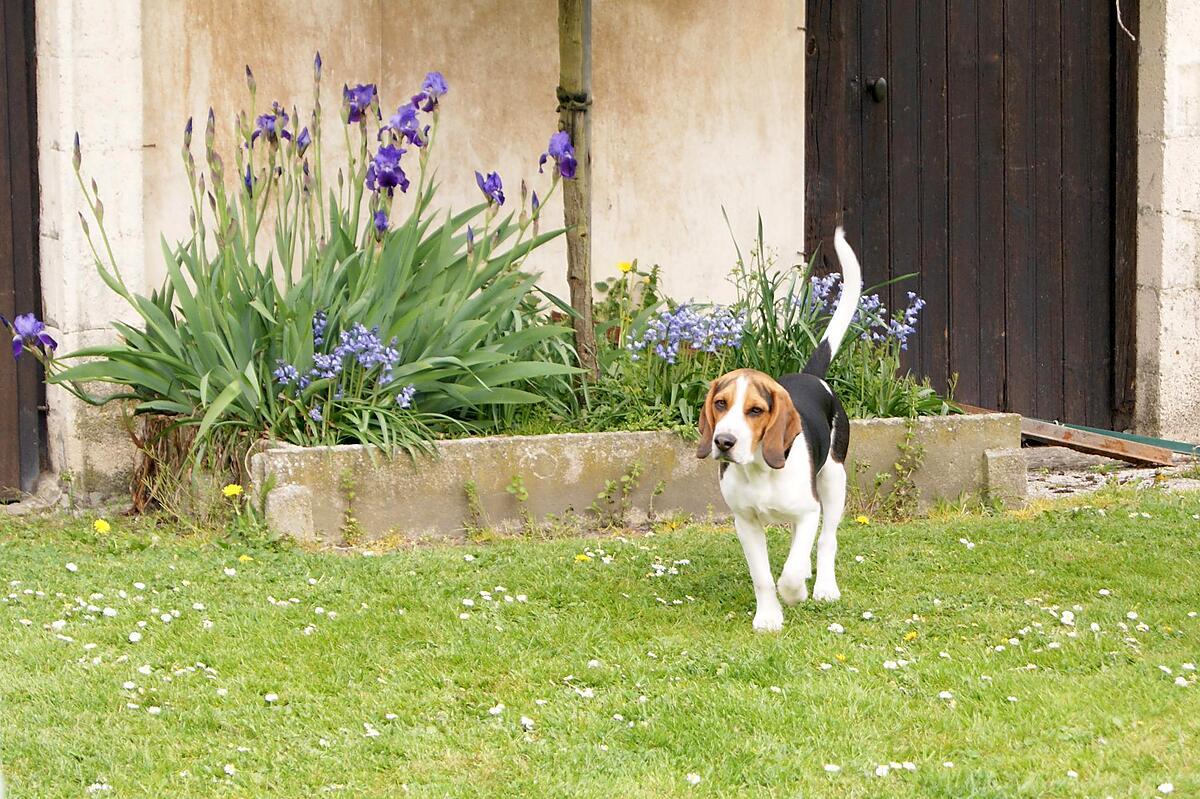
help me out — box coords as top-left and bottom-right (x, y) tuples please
(761, 381), (802, 469)
(696, 379), (720, 459)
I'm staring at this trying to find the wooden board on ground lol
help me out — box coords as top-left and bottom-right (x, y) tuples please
(955, 404), (1174, 467)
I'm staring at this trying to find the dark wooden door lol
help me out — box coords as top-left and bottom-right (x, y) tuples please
(805, 0), (1138, 429)
(1, 0), (44, 499)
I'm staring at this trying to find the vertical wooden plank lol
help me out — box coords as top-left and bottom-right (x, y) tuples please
(887, 0), (920, 370)
(1003, 0), (1036, 417)
(917, 0), (949, 390)
(1112, 0), (1139, 429)
(1085, 2), (1115, 427)
(858, 1), (892, 307)
(976, 0), (1007, 412)
(0, 0), (23, 498)
(1031, 0), (1065, 421)
(839, 0), (863, 275)
(7, 0), (44, 491)
(805, 0), (850, 269)
(1060, 0), (1091, 424)
(946, 0), (980, 404)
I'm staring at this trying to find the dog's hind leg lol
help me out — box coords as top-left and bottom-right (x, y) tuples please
(812, 460), (847, 602)
(777, 511), (819, 605)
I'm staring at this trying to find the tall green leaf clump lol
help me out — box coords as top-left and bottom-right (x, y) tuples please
(52, 58), (578, 458)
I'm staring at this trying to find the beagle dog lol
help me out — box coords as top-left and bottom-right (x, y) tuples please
(697, 228), (862, 632)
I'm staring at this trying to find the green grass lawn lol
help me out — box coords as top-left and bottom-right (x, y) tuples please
(2, 490), (1199, 798)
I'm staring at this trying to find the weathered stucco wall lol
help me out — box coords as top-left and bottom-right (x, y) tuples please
(37, 0), (806, 488)
(1136, 0), (1200, 440)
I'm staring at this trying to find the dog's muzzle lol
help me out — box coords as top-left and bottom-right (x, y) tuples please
(713, 433), (736, 458)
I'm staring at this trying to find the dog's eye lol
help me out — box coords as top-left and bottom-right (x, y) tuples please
(714, 399), (727, 411)
(747, 407), (765, 416)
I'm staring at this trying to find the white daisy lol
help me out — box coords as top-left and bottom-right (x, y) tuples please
(66, 563), (79, 573)
(128, 631), (142, 643)
(685, 773), (701, 786)
(824, 764), (841, 773)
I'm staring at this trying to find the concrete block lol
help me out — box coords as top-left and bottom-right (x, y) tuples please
(984, 448), (1028, 508)
(264, 484), (316, 543)
(249, 414), (1023, 543)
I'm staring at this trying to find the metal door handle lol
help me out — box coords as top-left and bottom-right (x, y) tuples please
(867, 77), (887, 102)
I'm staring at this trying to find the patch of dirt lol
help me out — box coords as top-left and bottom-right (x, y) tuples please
(1024, 445), (1200, 501)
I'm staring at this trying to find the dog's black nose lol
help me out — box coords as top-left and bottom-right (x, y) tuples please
(714, 433), (736, 452)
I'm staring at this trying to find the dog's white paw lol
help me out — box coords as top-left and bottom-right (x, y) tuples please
(777, 575), (809, 606)
(752, 603), (785, 633)
(812, 580), (841, 602)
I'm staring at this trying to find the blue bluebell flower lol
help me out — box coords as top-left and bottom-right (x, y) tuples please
(396, 384), (416, 409)
(273, 360), (300, 386)
(312, 311), (328, 347)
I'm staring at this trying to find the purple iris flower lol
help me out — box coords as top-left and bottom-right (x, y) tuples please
(243, 165), (254, 195)
(539, 131), (577, 179)
(411, 71), (448, 112)
(531, 190), (540, 214)
(366, 145), (409, 195)
(314, 52), (323, 80)
(475, 171), (505, 206)
(374, 209), (389, 236)
(2, 313), (57, 360)
(251, 103), (291, 145)
(296, 127), (312, 156)
(386, 104), (425, 147)
(343, 84), (377, 124)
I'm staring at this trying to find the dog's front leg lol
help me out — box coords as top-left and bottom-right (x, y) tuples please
(777, 511), (819, 605)
(734, 514), (784, 632)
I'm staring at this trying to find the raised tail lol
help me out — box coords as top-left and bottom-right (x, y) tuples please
(802, 226), (863, 378)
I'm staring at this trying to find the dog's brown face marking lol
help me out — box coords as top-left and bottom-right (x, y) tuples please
(696, 369), (802, 468)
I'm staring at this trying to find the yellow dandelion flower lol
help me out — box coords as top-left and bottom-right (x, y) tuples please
(855, 515), (870, 525)
(617, 261), (633, 274)
(93, 519), (111, 534)
(574, 553), (593, 563)
(222, 484), (244, 498)
(903, 630), (918, 642)
(237, 554), (254, 563)
(834, 653), (846, 663)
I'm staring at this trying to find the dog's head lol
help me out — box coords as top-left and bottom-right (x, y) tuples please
(696, 369), (801, 468)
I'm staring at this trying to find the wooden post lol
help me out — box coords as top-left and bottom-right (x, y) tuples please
(558, 0), (599, 379)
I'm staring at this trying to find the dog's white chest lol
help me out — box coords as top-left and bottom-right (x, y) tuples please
(719, 457), (818, 521)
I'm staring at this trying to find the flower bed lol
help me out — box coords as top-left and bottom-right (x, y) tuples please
(6, 55), (966, 515)
(251, 414), (1023, 543)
